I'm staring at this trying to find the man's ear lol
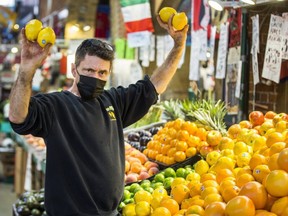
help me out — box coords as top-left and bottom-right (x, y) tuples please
(71, 63), (76, 77)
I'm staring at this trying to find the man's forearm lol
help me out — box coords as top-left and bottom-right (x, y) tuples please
(9, 71), (33, 124)
(151, 44), (185, 94)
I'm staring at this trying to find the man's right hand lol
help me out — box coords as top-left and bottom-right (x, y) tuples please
(20, 28), (52, 79)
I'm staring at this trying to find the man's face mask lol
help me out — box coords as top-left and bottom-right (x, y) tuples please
(76, 69), (106, 100)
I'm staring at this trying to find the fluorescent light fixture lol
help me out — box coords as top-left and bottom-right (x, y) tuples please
(240, 0), (256, 4)
(208, 0), (224, 11)
(82, 25), (91, 32)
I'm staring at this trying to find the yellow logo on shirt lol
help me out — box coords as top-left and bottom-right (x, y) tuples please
(106, 106), (116, 120)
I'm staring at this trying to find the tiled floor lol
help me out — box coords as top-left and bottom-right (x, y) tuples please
(0, 163), (18, 216)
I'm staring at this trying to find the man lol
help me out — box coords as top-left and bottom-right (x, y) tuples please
(9, 15), (188, 216)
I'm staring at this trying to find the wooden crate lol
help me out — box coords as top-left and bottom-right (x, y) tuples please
(14, 146), (28, 196)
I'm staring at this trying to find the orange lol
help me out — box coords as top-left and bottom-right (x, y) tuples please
(175, 141), (188, 151)
(172, 12), (188, 30)
(265, 194), (278, 212)
(270, 196), (288, 215)
(266, 131), (285, 147)
(253, 135), (267, 152)
(174, 151), (186, 162)
(216, 168), (234, 184)
(255, 210), (277, 216)
(277, 148), (288, 172)
(265, 170), (288, 197)
(265, 111), (277, 119)
(182, 121), (198, 135)
(252, 164), (271, 183)
(238, 181), (268, 209)
(25, 19), (43, 41)
(188, 182), (202, 197)
(236, 152), (252, 167)
(151, 207), (171, 216)
(219, 178), (236, 195)
(269, 142), (286, 156)
(249, 154), (267, 170)
(200, 173), (216, 183)
(236, 173), (255, 188)
(185, 147), (197, 158)
(235, 166), (252, 178)
(195, 127), (207, 141)
(37, 27), (56, 48)
(167, 147), (177, 157)
(185, 205), (205, 216)
(187, 135), (201, 147)
(221, 185), (240, 203)
(170, 183), (190, 204)
(177, 130), (190, 141)
(239, 120), (253, 129)
(204, 201), (226, 216)
(211, 156), (236, 172)
(201, 179), (219, 190)
(275, 120), (287, 132)
(203, 193), (223, 208)
(225, 195), (256, 216)
(135, 201), (151, 216)
(200, 186), (219, 199)
(227, 124), (242, 139)
(159, 7), (177, 23)
(160, 198), (179, 215)
(268, 153), (280, 171)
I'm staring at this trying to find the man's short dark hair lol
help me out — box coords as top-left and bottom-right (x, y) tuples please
(75, 39), (114, 67)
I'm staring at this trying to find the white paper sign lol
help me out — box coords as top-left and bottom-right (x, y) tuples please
(281, 13), (288, 60)
(209, 26), (217, 60)
(216, 23), (229, 79)
(235, 61), (242, 98)
(227, 46), (240, 65)
(252, 51), (260, 85)
(251, 14), (260, 54)
(127, 31), (152, 48)
(199, 29), (208, 61)
(262, 15), (284, 83)
(189, 31), (201, 81)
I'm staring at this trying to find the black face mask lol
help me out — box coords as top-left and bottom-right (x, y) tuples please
(77, 74), (106, 100)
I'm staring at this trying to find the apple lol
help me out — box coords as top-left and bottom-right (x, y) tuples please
(249, 111), (265, 127)
(264, 111), (277, 120)
(206, 130), (222, 146)
(199, 145), (213, 157)
(227, 124), (242, 139)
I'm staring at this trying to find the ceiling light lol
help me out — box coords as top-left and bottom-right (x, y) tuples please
(240, 0), (256, 4)
(208, 0), (223, 11)
(82, 25), (91, 32)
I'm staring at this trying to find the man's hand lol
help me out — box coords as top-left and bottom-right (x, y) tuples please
(156, 14), (189, 47)
(20, 28), (52, 74)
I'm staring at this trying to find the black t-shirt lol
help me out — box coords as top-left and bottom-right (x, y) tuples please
(10, 76), (158, 216)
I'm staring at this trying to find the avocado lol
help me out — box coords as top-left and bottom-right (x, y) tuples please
(16, 205), (30, 216)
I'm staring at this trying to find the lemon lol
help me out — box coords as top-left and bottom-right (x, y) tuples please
(134, 190), (152, 204)
(122, 203), (136, 216)
(159, 7), (177, 23)
(194, 160), (209, 175)
(25, 19), (43, 41)
(172, 12), (188, 30)
(135, 201), (151, 216)
(37, 27), (56, 48)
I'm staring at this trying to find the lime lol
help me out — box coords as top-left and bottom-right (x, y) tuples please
(141, 180), (151, 188)
(125, 185), (131, 191)
(134, 187), (144, 194)
(37, 27), (56, 48)
(154, 173), (165, 183)
(164, 167), (176, 178)
(118, 201), (126, 209)
(163, 177), (174, 190)
(129, 183), (141, 193)
(144, 187), (154, 194)
(176, 167), (186, 178)
(123, 198), (135, 205)
(151, 182), (164, 189)
(123, 189), (131, 200)
(25, 19), (43, 41)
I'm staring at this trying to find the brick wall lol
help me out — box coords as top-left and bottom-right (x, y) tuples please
(247, 1), (288, 113)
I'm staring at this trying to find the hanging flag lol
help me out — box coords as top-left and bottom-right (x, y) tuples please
(120, 0), (154, 48)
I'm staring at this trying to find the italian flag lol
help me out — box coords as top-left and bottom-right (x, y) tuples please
(120, 0), (154, 48)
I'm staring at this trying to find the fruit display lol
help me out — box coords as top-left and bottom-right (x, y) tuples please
(159, 7), (188, 30)
(119, 110), (288, 215)
(13, 189), (47, 216)
(125, 142), (160, 184)
(25, 19), (56, 47)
